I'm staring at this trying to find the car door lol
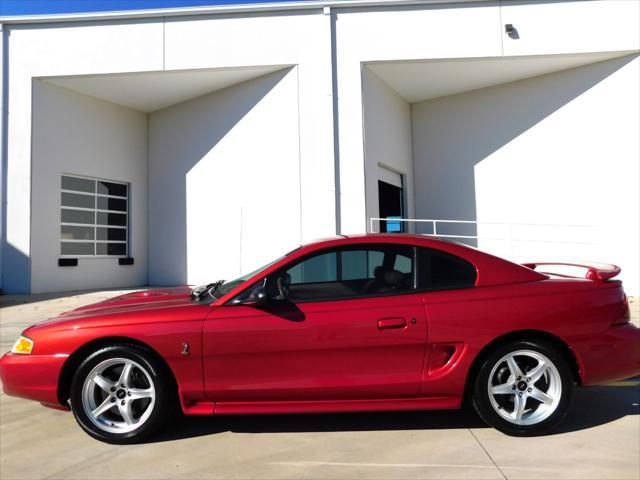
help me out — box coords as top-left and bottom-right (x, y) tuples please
(202, 243), (428, 401)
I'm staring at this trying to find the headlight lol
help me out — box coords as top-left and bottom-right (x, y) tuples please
(11, 336), (34, 354)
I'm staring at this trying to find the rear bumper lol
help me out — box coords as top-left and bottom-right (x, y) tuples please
(0, 352), (67, 407)
(569, 323), (640, 386)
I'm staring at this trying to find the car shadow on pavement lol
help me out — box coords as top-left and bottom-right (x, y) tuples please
(555, 379), (640, 434)
(148, 378), (639, 443)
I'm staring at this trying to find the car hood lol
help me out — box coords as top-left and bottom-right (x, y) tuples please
(33, 286), (198, 327)
(73, 286), (194, 312)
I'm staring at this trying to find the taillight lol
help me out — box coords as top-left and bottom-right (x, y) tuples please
(612, 292), (631, 326)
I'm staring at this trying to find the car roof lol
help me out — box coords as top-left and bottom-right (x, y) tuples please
(302, 233), (467, 250)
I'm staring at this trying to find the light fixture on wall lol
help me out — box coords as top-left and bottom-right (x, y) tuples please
(505, 24), (520, 39)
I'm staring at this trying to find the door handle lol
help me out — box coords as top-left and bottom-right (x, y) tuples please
(377, 317), (407, 330)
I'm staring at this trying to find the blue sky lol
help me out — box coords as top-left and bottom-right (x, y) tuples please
(0, 0), (314, 16)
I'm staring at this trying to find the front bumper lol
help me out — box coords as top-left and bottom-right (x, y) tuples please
(0, 352), (67, 407)
(569, 323), (640, 386)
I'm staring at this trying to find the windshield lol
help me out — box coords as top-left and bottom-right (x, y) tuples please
(211, 261), (278, 299)
(191, 246), (301, 303)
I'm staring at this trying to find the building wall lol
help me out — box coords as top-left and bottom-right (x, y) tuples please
(335, 0), (638, 235)
(500, 1), (640, 57)
(1, 1), (639, 293)
(1, 11), (334, 293)
(0, 26), (6, 291)
(361, 67), (414, 229)
(148, 68), (302, 286)
(162, 12), (336, 248)
(335, 2), (503, 234)
(411, 54), (640, 294)
(2, 20), (164, 293)
(30, 82), (148, 293)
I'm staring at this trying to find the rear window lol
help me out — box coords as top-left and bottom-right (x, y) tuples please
(417, 247), (476, 291)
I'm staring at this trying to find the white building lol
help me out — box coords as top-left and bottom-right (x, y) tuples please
(0, 0), (638, 295)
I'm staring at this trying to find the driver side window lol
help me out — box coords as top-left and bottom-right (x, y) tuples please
(269, 244), (414, 302)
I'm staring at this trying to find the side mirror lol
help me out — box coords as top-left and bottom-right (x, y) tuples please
(239, 286), (269, 307)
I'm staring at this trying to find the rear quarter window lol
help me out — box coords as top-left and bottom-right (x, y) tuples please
(418, 247), (476, 291)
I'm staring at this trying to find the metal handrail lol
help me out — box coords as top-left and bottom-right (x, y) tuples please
(368, 217), (600, 258)
(369, 217), (597, 231)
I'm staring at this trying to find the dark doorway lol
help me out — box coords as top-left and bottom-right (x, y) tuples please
(378, 180), (405, 233)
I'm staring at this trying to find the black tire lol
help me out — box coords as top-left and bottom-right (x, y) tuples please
(70, 344), (173, 444)
(472, 340), (574, 436)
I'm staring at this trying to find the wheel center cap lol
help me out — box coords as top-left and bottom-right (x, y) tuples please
(116, 389), (126, 399)
(517, 381), (527, 391)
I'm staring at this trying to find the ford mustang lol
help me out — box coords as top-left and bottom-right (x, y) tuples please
(1, 234), (638, 443)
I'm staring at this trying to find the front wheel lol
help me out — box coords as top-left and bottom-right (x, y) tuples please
(472, 340), (574, 436)
(70, 344), (172, 443)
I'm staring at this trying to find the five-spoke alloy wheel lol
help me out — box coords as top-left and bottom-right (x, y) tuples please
(473, 340), (574, 436)
(81, 358), (156, 434)
(70, 344), (172, 443)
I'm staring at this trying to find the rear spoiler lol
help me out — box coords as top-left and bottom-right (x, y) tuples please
(522, 262), (621, 281)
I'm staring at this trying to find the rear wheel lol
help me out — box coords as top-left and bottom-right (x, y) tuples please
(472, 340), (573, 436)
(70, 344), (172, 444)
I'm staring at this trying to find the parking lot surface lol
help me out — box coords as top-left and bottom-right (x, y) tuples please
(1, 289), (639, 480)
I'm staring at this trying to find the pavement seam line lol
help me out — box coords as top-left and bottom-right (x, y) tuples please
(268, 461), (498, 469)
(469, 428), (508, 480)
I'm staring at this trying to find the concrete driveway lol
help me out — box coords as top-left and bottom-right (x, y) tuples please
(1, 290), (638, 480)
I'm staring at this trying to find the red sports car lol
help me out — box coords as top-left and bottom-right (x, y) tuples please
(1, 234), (638, 443)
